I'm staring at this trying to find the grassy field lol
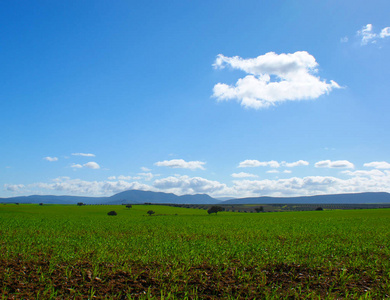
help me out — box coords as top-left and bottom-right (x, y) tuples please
(0, 204), (389, 299)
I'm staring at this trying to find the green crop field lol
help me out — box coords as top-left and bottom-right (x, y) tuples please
(0, 204), (389, 299)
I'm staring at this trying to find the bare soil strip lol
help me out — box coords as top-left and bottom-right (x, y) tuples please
(1, 257), (389, 299)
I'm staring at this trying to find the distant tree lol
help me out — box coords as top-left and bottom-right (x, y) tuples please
(315, 207), (323, 211)
(107, 211), (117, 216)
(39, 203), (43, 206)
(125, 205), (132, 209)
(147, 210), (155, 216)
(207, 206), (224, 214)
(15, 203), (19, 205)
(77, 202), (84, 206)
(254, 206), (264, 213)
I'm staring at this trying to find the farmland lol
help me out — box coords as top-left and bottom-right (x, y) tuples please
(1, 204), (390, 299)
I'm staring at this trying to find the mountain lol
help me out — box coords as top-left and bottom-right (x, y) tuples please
(1, 191), (390, 205)
(108, 190), (220, 204)
(0, 190), (220, 205)
(221, 192), (390, 205)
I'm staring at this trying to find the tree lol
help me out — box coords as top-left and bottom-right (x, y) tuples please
(39, 203), (43, 206)
(207, 206), (224, 214)
(107, 211), (117, 216)
(77, 202), (84, 206)
(315, 207), (323, 211)
(254, 206), (264, 213)
(147, 210), (155, 216)
(125, 205), (132, 209)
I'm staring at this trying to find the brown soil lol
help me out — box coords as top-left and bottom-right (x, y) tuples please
(0, 257), (388, 299)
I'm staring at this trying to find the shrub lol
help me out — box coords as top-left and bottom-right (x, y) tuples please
(255, 206), (264, 213)
(315, 207), (324, 211)
(39, 203), (43, 206)
(207, 206), (223, 214)
(77, 202), (84, 206)
(125, 205), (132, 209)
(107, 211), (117, 216)
(147, 210), (155, 216)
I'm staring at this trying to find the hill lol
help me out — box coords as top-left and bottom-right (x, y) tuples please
(221, 192), (390, 205)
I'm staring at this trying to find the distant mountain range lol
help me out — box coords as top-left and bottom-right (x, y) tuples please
(1, 190), (390, 205)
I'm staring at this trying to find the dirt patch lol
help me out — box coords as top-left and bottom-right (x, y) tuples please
(0, 258), (388, 299)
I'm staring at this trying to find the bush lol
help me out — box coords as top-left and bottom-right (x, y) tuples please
(315, 207), (324, 211)
(254, 206), (264, 213)
(107, 211), (117, 216)
(77, 202), (84, 206)
(207, 206), (224, 214)
(39, 203), (43, 206)
(147, 210), (155, 216)
(125, 205), (132, 209)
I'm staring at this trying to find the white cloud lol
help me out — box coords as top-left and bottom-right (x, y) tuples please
(71, 163), (83, 169)
(380, 27), (390, 38)
(340, 36), (349, 43)
(154, 159), (206, 170)
(4, 184), (25, 192)
(238, 160), (280, 168)
(71, 162), (100, 169)
(72, 153), (96, 157)
(5, 168), (390, 198)
(153, 175), (227, 195)
(84, 162), (100, 169)
(231, 172), (259, 178)
(141, 167), (151, 172)
(283, 170), (292, 174)
(363, 161), (390, 169)
(43, 157), (58, 162)
(282, 160), (309, 167)
(357, 24), (390, 45)
(314, 160), (354, 169)
(342, 169), (385, 177)
(212, 51), (340, 109)
(107, 176), (116, 180)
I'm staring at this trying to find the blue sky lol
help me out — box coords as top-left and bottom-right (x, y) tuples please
(1, 0), (390, 198)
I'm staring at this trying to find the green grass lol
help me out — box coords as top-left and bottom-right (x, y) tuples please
(1, 204), (390, 298)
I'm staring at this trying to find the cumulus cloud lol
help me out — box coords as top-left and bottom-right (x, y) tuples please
(154, 159), (206, 170)
(314, 160), (354, 169)
(153, 175), (227, 195)
(4, 168), (390, 198)
(282, 160), (309, 167)
(231, 172), (259, 178)
(266, 170), (279, 174)
(212, 51), (340, 109)
(238, 160), (280, 168)
(283, 170), (292, 174)
(141, 167), (151, 172)
(357, 24), (390, 45)
(363, 161), (390, 169)
(72, 153), (96, 157)
(43, 157), (58, 162)
(83, 162), (100, 169)
(71, 163), (83, 169)
(4, 184), (25, 192)
(71, 162), (100, 169)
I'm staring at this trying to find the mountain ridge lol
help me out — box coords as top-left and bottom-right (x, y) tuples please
(1, 191), (390, 205)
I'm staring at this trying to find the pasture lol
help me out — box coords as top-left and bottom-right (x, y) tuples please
(0, 204), (389, 299)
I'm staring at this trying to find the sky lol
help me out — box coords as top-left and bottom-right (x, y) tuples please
(1, 0), (390, 199)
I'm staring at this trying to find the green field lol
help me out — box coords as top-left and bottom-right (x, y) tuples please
(1, 204), (389, 299)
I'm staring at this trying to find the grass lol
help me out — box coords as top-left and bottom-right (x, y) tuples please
(1, 204), (390, 298)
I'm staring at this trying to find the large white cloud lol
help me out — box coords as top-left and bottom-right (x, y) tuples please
(238, 160), (280, 168)
(212, 51), (340, 109)
(153, 175), (226, 195)
(363, 161), (390, 169)
(357, 24), (390, 45)
(4, 169), (390, 198)
(154, 159), (206, 170)
(83, 162), (100, 169)
(314, 160), (354, 169)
